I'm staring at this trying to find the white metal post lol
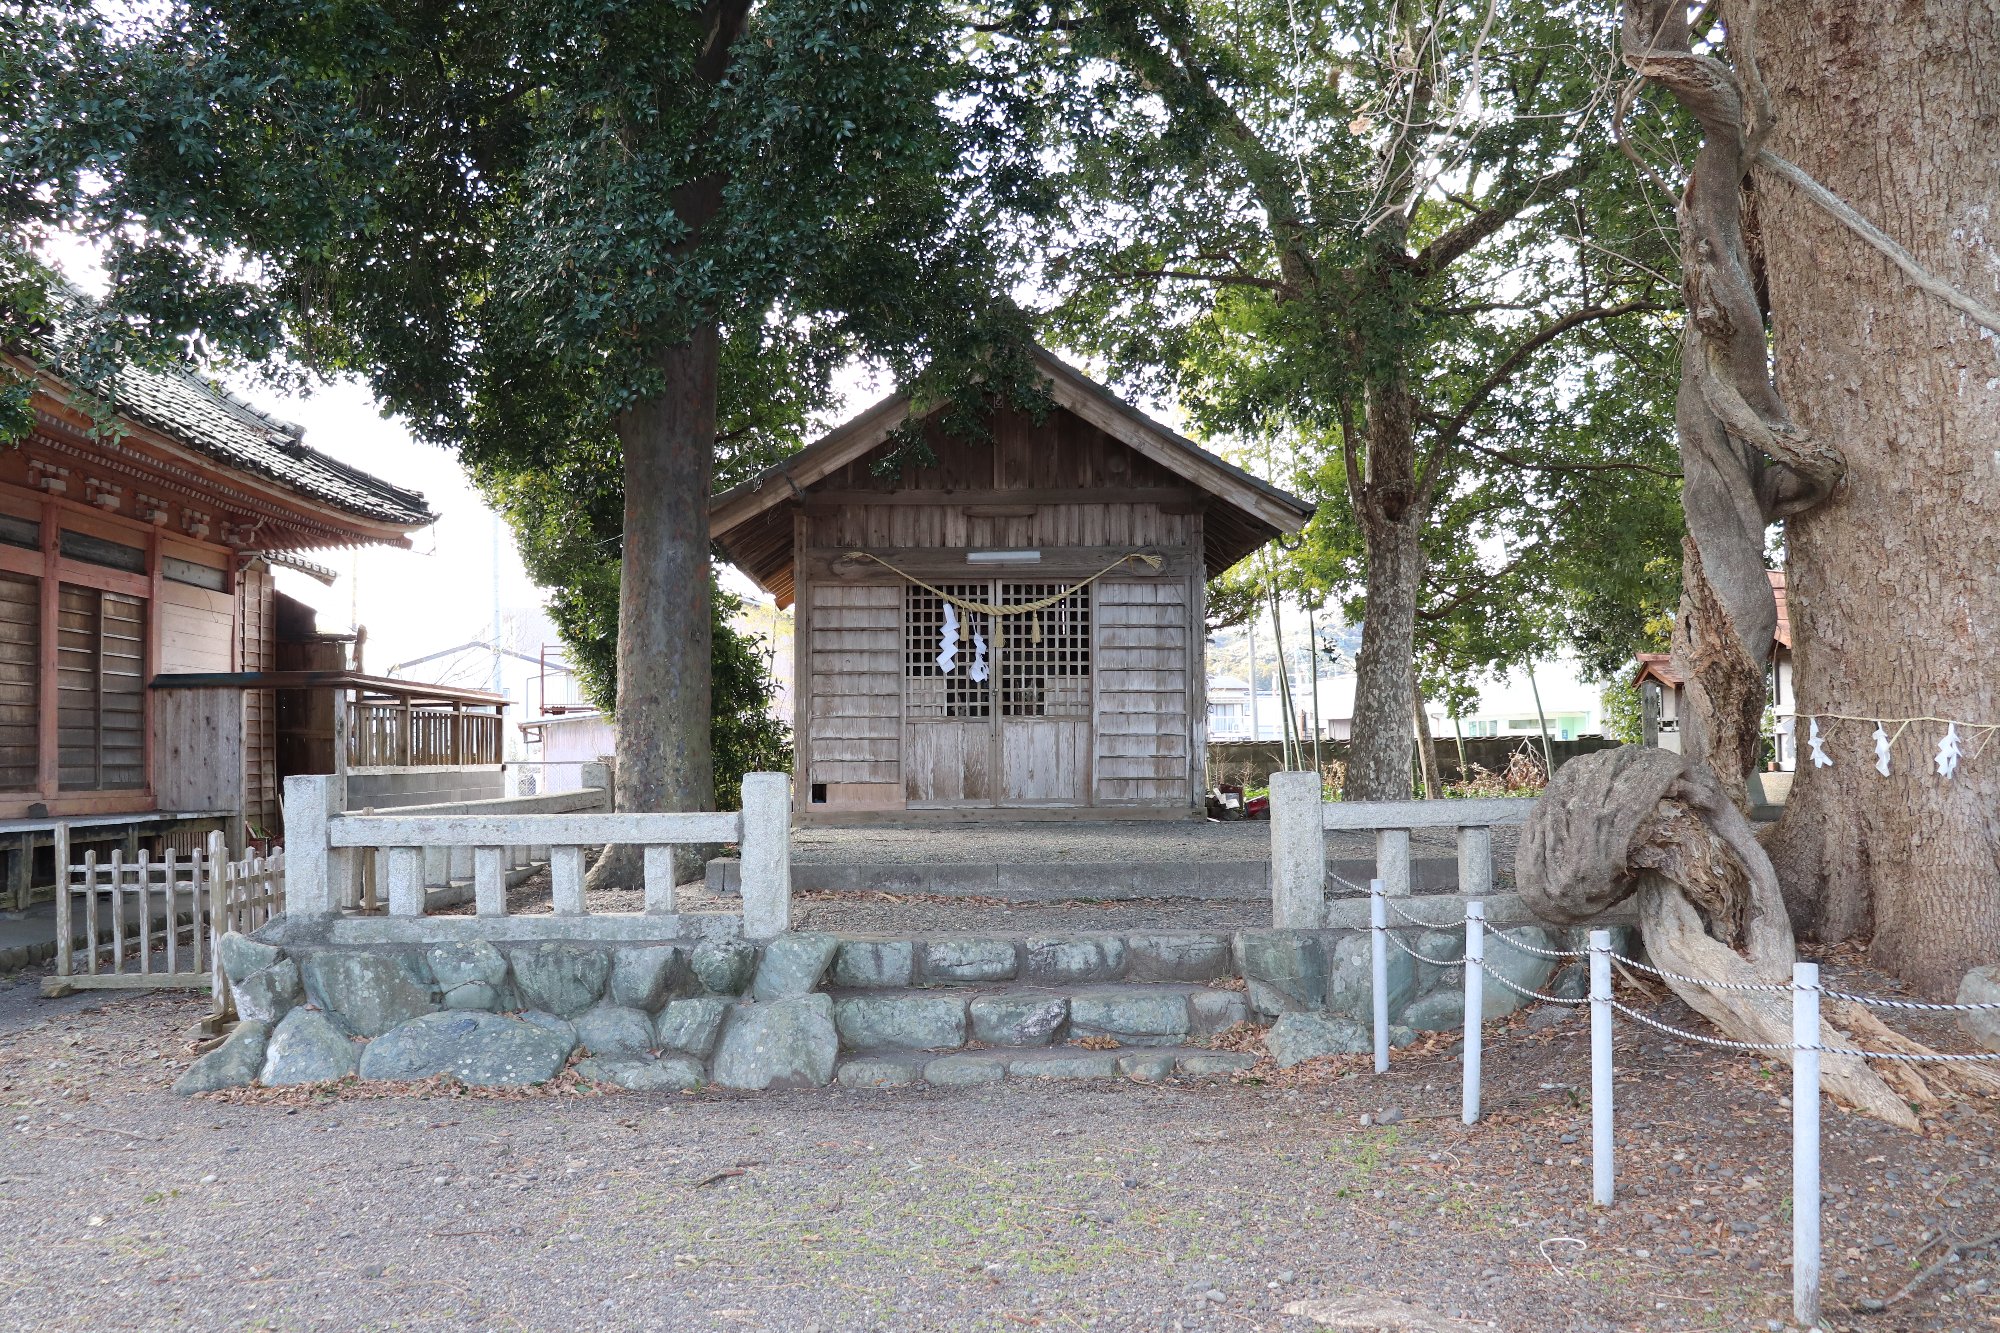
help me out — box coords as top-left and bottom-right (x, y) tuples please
(1268, 771), (1326, 928)
(1590, 928), (1614, 1206)
(1462, 901), (1485, 1124)
(1793, 962), (1822, 1329)
(740, 772), (793, 938)
(1370, 879), (1390, 1073)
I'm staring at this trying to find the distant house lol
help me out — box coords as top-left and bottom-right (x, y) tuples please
(1632, 571), (1796, 769)
(1206, 675), (1253, 742)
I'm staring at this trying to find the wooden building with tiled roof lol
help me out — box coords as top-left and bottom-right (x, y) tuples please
(1, 347), (438, 849)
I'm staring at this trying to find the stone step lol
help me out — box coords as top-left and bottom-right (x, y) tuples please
(835, 1044), (1260, 1089)
(828, 931), (1238, 990)
(825, 981), (1251, 1053)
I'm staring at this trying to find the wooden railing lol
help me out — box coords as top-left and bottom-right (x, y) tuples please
(346, 699), (504, 768)
(48, 833), (222, 993)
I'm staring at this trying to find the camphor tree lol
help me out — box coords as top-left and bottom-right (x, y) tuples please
(4, 0), (1040, 881)
(1523, 0), (1999, 1125)
(982, 0), (1681, 798)
(1609, 0), (2000, 997)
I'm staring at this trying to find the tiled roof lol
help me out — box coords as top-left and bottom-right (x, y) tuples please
(110, 364), (433, 527)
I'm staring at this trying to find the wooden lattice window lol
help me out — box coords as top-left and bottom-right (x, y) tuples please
(999, 582), (1090, 718)
(905, 584), (990, 719)
(57, 584), (146, 791)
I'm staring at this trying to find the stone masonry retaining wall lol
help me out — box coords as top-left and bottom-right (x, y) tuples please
(179, 915), (1639, 1095)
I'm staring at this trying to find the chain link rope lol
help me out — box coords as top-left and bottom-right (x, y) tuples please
(1476, 959), (1590, 1007)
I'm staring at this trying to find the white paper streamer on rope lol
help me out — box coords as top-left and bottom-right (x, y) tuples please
(1795, 712), (2000, 778)
(968, 626), (989, 684)
(937, 603), (960, 674)
(1935, 722), (1962, 779)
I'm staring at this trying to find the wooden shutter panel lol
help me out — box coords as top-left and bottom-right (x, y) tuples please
(57, 584), (147, 791)
(0, 572), (37, 791)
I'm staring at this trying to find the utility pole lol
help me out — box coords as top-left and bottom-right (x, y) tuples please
(1525, 660), (1556, 777)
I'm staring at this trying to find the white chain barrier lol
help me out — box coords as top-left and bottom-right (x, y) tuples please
(1358, 880), (2000, 1328)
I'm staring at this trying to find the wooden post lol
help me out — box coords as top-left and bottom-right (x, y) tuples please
(52, 825), (72, 979)
(163, 848), (178, 977)
(7, 830), (29, 912)
(203, 829), (224, 975)
(399, 697), (413, 767)
(138, 849), (154, 975)
(109, 849), (126, 976)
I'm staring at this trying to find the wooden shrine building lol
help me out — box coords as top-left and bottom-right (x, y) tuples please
(0, 342), (450, 895)
(711, 347), (1314, 819)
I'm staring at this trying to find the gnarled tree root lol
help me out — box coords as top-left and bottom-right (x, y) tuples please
(1521, 746), (1916, 1130)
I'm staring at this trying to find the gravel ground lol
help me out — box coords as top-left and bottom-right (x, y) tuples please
(2, 951), (1994, 1332)
(791, 822), (1518, 869)
(785, 892), (1277, 934)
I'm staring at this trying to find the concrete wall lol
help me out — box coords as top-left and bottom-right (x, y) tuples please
(344, 766), (505, 811)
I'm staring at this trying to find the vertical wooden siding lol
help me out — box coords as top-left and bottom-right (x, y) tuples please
(237, 563), (277, 835)
(1093, 579), (1189, 805)
(806, 583), (901, 786)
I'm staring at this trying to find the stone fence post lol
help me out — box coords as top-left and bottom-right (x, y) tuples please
(738, 772), (792, 939)
(281, 774), (344, 918)
(1268, 770), (1325, 929)
(580, 761), (612, 810)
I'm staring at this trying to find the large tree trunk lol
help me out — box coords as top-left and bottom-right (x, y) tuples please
(589, 327), (721, 888)
(1755, 2), (2000, 995)
(1344, 363), (1424, 801)
(1346, 513), (1422, 800)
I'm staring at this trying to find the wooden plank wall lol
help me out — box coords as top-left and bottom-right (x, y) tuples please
(237, 562), (277, 836)
(806, 583), (901, 793)
(151, 687), (244, 812)
(156, 582), (234, 672)
(1093, 579), (1190, 805)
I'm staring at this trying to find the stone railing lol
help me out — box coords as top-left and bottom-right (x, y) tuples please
(341, 770), (612, 913)
(1266, 773), (1539, 929)
(279, 771), (792, 942)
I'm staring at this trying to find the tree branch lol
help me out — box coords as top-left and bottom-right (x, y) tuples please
(1414, 158), (1596, 277)
(1458, 438), (1682, 479)
(1431, 299), (1670, 451)
(1099, 267), (1292, 294)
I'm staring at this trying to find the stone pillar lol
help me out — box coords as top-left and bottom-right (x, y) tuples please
(1268, 770), (1325, 929)
(281, 775), (343, 917)
(580, 762), (612, 809)
(1376, 827), (1411, 897)
(1457, 825), (1492, 898)
(739, 772), (792, 938)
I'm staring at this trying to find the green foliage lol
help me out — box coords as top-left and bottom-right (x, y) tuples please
(4, 0), (1049, 805)
(1600, 678), (1643, 744)
(983, 0), (1693, 688)
(474, 415), (790, 808)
